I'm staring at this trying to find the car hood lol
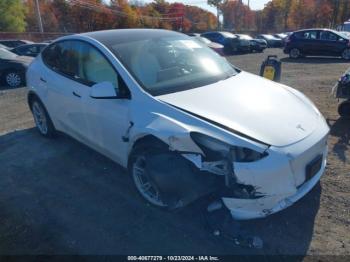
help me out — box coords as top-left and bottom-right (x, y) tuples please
(158, 72), (321, 147)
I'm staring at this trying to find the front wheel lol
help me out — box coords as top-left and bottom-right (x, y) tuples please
(341, 48), (350, 60)
(5, 71), (23, 88)
(289, 48), (301, 59)
(31, 99), (56, 137)
(130, 150), (168, 208)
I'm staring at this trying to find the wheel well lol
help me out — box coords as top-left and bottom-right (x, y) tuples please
(128, 135), (169, 168)
(27, 92), (41, 111)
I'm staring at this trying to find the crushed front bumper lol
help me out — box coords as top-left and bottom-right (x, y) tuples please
(221, 125), (328, 220)
(222, 155), (326, 220)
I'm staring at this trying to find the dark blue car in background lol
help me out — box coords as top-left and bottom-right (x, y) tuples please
(201, 31), (250, 54)
(284, 29), (350, 60)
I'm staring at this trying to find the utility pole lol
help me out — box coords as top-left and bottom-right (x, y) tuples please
(247, 0), (250, 9)
(34, 0), (44, 33)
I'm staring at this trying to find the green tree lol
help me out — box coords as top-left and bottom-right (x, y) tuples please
(0, 0), (26, 32)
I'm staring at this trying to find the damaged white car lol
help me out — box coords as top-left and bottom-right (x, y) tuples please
(26, 29), (329, 220)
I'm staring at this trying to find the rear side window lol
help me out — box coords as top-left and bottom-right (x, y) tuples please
(42, 40), (129, 96)
(294, 31), (318, 40)
(74, 41), (118, 88)
(319, 31), (338, 41)
(42, 41), (78, 77)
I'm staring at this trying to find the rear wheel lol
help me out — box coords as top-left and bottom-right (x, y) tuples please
(5, 71), (23, 88)
(341, 48), (350, 60)
(289, 48), (301, 59)
(30, 99), (56, 137)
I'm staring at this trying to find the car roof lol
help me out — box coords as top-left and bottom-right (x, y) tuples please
(80, 29), (185, 46)
(294, 28), (334, 33)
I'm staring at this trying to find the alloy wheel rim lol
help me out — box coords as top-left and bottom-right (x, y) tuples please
(132, 155), (166, 207)
(6, 73), (21, 87)
(32, 102), (48, 134)
(291, 49), (300, 58)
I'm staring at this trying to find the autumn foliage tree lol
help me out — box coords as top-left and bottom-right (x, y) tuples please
(6, 0), (350, 34)
(258, 0), (350, 33)
(221, 0), (255, 31)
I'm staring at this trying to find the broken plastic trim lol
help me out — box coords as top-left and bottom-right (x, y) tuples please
(190, 132), (268, 163)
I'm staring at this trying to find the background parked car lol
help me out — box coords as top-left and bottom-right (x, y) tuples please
(274, 33), (288, 40)
(0, 47), (33, 87)
(235, 34), (267, 53)
(256, 34), (284, 47)
(284, 29), (350, 60)
(189, 34), (225, 56)
(0, 39), (34, 48)
(201, 31), (250, 54)
(11, 43), (48, 57)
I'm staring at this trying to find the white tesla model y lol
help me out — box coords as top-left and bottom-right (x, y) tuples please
(26, 29), (329, 220)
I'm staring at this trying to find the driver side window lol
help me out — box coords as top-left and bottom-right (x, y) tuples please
(75, 42), (118, 89)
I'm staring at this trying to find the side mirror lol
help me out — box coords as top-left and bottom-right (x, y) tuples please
(90, 82), (118, 99)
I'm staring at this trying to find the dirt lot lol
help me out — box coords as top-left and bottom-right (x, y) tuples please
(0, 48), (349, 257)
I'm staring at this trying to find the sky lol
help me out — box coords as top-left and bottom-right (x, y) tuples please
(140, 0), (270, 14)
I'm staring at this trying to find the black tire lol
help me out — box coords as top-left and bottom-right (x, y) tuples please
(4, 70), (24, 88)
(128, 144), (168, 208)
(30, 98), (56, 138)
(338, 101), (350, 118)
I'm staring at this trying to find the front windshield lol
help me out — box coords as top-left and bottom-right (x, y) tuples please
(263, 35), (276, 40)
(110, 36), (238, 96)
(0, 48), (17, 59)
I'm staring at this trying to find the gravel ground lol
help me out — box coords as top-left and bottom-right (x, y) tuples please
(0, 48), (349, 256)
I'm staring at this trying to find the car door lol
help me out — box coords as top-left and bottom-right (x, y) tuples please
(300, 30), (320, 55)
(73, 41), (131, 163)
(41, 40), (89, 141)
(319, 31), (345, 56)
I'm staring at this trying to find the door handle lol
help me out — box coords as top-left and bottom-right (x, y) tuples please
(72, 91), (81, 98)
(40, 77), (47, 83)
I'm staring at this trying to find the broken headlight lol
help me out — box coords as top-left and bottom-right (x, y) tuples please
(190, 132), (268, 163)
